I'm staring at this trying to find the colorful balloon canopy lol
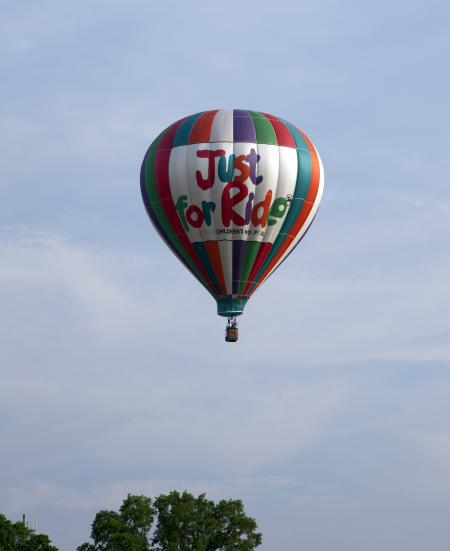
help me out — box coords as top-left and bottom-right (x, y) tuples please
(140, 109), (323, 325)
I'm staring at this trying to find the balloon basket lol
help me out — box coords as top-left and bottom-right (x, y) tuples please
(225, 316), (239, 343)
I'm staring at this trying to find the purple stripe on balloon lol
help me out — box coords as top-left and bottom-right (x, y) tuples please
(233, 109), (256, 142)
(232, 240), (247, 294)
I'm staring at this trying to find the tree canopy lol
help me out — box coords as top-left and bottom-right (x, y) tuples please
(77, 494), (154, 551)
(0, 513), (58, 551)
(77, 491), (262, 551)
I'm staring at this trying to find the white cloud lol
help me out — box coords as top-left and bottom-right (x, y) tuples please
(0, 232), (351, 495)
(84, 378), (346, 475)
(0, 233), (165, 341)
(413, 430), (450, 494)
(3, 475), (295, 514)
(235, 260), (450, 367)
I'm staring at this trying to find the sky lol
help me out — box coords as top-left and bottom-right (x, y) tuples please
(1, 0), (450, 549)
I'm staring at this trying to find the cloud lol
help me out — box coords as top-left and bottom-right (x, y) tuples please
(0, 232), (164, 342)
(82, 377), (346, 476)
(411, 429), (450, 495)
(236, 259), (450, 367)
(0, 232), (350, 493)
(3, 474), (296, 514)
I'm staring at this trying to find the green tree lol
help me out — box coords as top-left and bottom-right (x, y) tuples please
(120, 494), (155, 539)
(78, 492), (262, 551)
(152, 491), (216, 550)
(0, 513), (58, 551)
(0, 514), (15, 551)
(152, 491), (262, 551)
(209, 499), (262, 551)
(77, 494), (154, 551)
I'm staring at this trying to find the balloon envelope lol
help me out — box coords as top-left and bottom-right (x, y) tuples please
(141, 109), (324, 317)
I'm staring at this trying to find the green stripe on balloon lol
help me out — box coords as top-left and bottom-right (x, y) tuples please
(192, 243), (222, 295)
(144, 135), (210, 291)
(248, 110), (278, 144)
(143, 130), (165, 205)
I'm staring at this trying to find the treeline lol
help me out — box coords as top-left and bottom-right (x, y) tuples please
(1, 491), (262, 551)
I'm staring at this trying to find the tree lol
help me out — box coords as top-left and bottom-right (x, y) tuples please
(210, 498), (262, 551)
(77, 494), (154, 551)
(120, 494), (155, 539)
(152, 491), (216, 551)
(78, 492), (262, 551)
(0, 514), (15, 551)
(0, 513), (58, 551)
(152, 491), (262, 551)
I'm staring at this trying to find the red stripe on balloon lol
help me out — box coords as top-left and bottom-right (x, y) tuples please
(188, 110), (219, 143)
(154, 148), (173, 201)
(262, 113), (296, 148)
(153, 120), (217, 296)
(240, 242), (272, 296)
(158, 118), (186, 150)
(203, 241), (227, 296)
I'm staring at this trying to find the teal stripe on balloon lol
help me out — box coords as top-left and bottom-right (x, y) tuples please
(173, 112), (204, 147)
(192, 242), (222, 295)
(247, 123), (313, 292)
(282, 122), (312, 202)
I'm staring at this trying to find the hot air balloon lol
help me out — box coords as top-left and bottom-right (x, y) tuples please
(140, 109), (323, 342)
